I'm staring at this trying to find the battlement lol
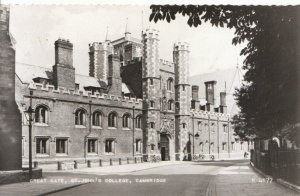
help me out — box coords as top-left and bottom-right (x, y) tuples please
(190, 108), (230, 118)
(142, 28), (159, 40)
(55, 38), (73, 49)
(159, 59), (174, 67)
(28, 83), (143, 107)
(126, 57), (142, 65)
(89, 42), (113, 52)
(173, 42), (190, 51)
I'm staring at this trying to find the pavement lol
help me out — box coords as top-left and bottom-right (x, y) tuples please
(0, 160), (298, 196)
(207, 161), (299, 196)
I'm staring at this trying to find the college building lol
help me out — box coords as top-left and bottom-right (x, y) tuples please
(15, 27), (250, 164)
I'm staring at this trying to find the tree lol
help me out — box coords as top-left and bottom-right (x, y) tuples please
(149, 5), (300, 142)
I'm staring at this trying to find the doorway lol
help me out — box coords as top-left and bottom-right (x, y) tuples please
(160, 133), (170, 161)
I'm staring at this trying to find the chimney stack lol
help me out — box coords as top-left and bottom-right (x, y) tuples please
(191, 85), (200, 109)
(204, 81), (217, 111)
(108, 54), (122, 97)
(53, 39), (75, 90)
(219, 92), (227, 113)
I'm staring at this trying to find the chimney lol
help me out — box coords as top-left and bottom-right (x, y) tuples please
(108, 54), (122, 97)
(191, 85), (200, 109)
(53, 39), (75, 90)
(204, 80), (217, 111)
(220, 92), (227, 113)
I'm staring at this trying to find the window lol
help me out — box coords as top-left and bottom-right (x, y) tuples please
(182, 123), (186, 129)
(199, 142), (203, 152)
(122, 114), (130, 128)
(75, 109), (86, 126)
(211, 142), (214, 152)
(56, 138), (68, 154)
(182, 86), (185, 91)
(75, 83), (79, 90)
(168, 100), (173, 110)
(105, 139), (115, 154)
(88, 139), (97, 153)
(198, 121), (202, 131)
(150, 78), (153, 85)
(92, 111), (102, 127)
(35, 105), (48, 124)
(150, 101), (155, 108)
(108, 112), (117, 128)
(150, 122), (155, 129)
(36, 138), (49, 154)
(135, 115), (142, 129)
(175, 102), (180, 110)
(150, 144), (155, 151)
(135, 139), (142, 154)
(223, 125), (227, 133)
(167, 78), (173, 91)
(222, 142), (227, 151)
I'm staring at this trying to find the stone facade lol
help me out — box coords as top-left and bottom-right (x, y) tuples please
(16, 28), (250, 164)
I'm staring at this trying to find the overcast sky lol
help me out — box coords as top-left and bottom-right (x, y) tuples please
(10, 5), (247, 76)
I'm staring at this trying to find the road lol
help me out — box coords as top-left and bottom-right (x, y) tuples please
(45, 159), (298, 196)
(46, 160), (249, 196)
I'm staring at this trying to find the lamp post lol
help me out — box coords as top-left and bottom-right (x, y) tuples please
(24, 90), (34, 180)
(132, 106), (135, 157)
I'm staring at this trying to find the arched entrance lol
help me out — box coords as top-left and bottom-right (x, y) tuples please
(160, 133), (170, 161)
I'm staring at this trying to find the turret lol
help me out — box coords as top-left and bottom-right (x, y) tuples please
(88, 41), (113, 81)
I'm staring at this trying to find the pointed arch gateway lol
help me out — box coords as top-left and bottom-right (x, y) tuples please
(159, 120), (174, 161)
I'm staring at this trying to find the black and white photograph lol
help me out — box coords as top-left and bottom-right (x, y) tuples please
(0, 1), (299, 195)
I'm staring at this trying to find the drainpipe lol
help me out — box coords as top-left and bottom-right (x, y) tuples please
(192, 113), (195, 158)
(217, 117), (220, 159)
(208, 115), (211, 154)
(84, 100), (92, 163)
(132, 106), (135, 157)
(228, 119), (230, 158)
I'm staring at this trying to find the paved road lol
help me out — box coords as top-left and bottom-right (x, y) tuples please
(1, 160), (296, 196)
(46, 160), (246, 196)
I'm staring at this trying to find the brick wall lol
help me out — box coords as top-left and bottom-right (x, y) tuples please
(0, 6), (22, 170)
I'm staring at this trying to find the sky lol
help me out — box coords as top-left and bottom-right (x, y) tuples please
(9, 5), (248, 77)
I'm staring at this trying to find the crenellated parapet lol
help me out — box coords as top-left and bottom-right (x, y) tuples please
(190, 108), (230, 119)
(142, 28), (159, 40)
(89, 42), (113, 52)
(28, 83), (143, 108)
(173, 42), (190, 52)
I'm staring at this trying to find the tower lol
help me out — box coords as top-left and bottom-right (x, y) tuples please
(142, 28), (161, 160)
(174, 42), (191, 160)
(89, 41), (113, 82)
(53, 39), (75, 90)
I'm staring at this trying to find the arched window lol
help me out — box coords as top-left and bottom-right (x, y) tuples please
(92, 111), (102, 127)
(150, 101), (155, 108)
(108, 112), (117, 128)
(167, 78), (173, 91)
(168, 100), (173, 110)
(35, 105), (48, 124)
(122, 113), (131, 128)
(135, 115), (142, 129)
(75, 109), (86, 126)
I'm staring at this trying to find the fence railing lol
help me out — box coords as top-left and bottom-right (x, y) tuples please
(251, 149), (300, 186)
